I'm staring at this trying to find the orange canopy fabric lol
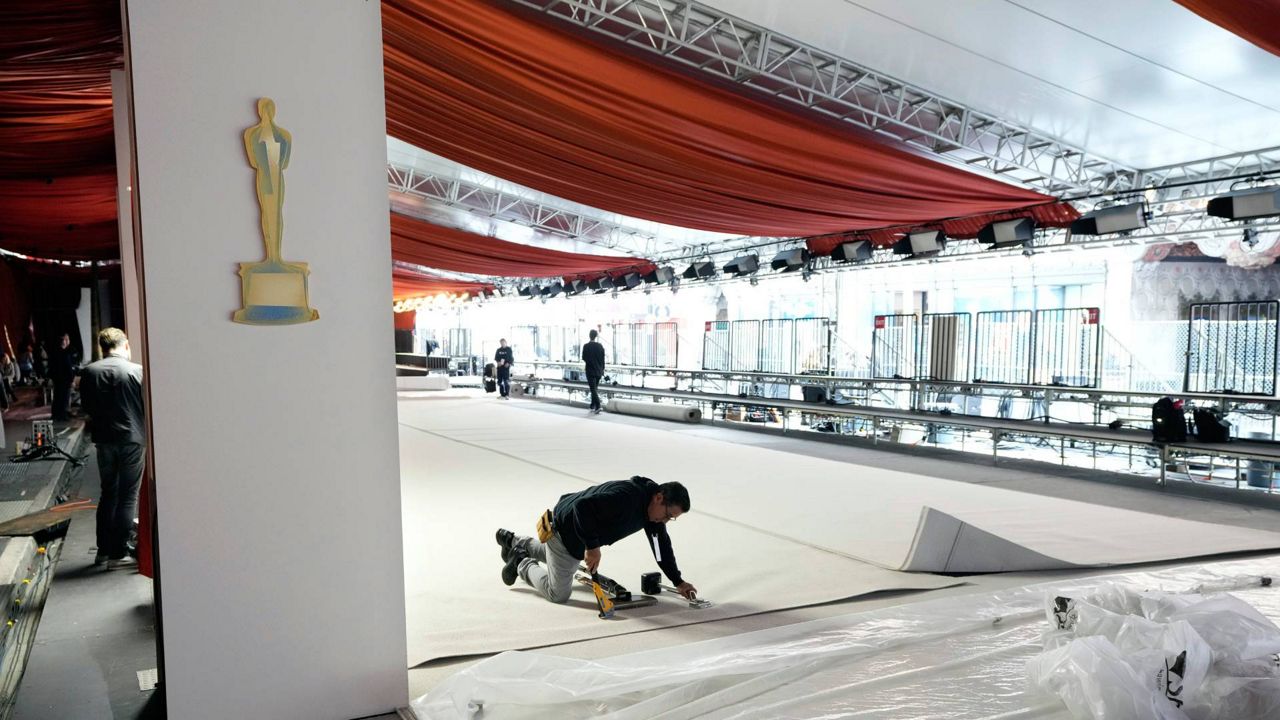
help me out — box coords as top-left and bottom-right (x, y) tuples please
(383, 0), (1073, 239)
(390, 212), (653, 278)
(1174, 0), (1280, 57)
(392, 266), (494, 302)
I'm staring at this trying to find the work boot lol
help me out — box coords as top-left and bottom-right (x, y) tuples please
(501, 547), (529, 587)
(496, 528), (516, 562)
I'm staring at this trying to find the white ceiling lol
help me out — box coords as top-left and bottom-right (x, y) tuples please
(702, 0), (1280, 168)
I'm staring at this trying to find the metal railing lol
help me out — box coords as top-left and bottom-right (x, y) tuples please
(1184, 301), (1279, 396)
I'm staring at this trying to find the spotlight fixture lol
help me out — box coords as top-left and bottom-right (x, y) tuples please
(616, 272), (643, 290)
(643, 266), (675, 284)
(1070, 201), (1150, 235)
(723, 254), (760, 277)
(540, 281), (564, 298)
(517, 285), (538, 298)
(682, 261), (716, 280)
(1207, 186), (1280, 221)
(564, 279), (588, 296)
(770, 248), (810, 272)
(831, 240), (873, 263)
(588, 276), (615, 294)
(977, 218), (1035, 249)
(892, 230), (945, 257)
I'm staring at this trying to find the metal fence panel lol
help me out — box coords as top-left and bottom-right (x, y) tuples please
(730, 320), (762, 372)
(561, 326), (580, 364)
(655, 322), (679, 369)
(1185, 301), (1279, 395)
(508, 325), (538, 365)
(610, 322), (635, 366)
(630, 323), (655, 367)
(759, 319), (793, 374)
(794, 318), (832, 374)
(919, 313), (970, 382)
(443, 328), (471, 357)
(1032, 307), (1101, 387)
(872, 314), (918, 378)
(702, 321), (731, 371)
(973, 310), (1033, 384)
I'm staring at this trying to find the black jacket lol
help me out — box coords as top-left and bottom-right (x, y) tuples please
(78, 355), (146, 445)
(581, 341), (606, 378)
(494, 346), (513, 373)
(553, 476), (683, 585)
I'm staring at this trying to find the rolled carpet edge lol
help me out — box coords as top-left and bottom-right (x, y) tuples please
(605, 399), (702, 423)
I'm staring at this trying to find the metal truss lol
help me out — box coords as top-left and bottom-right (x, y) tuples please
(512, 0), (1140, 195)
(388, 162), (670, 257)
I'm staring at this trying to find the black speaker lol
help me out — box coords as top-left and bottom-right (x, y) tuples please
(771, 248), (809, 272)
(394, 329), (414, 353)
(801, 386), (827, 403)
(831, 241), (872, 262)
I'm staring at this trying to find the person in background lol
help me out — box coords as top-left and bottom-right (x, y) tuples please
(494, 338), (514, 400)
(49, 333), (78, 421)
(78, 328), (146, 570)
(582, 329), (606, 415)
(17, 346), (34, 385)
(0, 353), (18, 406)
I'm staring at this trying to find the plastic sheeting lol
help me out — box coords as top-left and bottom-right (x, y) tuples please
(413, 557), (1280, 720)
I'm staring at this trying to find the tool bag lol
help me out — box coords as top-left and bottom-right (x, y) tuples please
(1192, 408), (1231, 443)
(1151, 397), (1188, 443)
(536, 509), (554, 543)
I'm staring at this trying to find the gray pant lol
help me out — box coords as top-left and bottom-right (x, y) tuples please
(96, 442), (145, 559)
(516, 533), (579, 604)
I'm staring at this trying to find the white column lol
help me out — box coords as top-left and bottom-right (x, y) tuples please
(123, 2), (406, 718)
(110, 69), (142, 356)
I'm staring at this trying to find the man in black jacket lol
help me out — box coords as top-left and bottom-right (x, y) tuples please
(581, 329), (606, 414)
(494, 338), (514, 399)
(496, 476), (697, 604)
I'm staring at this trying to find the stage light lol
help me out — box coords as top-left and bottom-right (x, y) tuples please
(831, 240), (872, 262)
(682, 261), (716, 280)
(723, 254), (759, 276)
(977, 218), (1035, 249)
(517, 285), (538, 298)
(588, 276), (614, 294)
(564, 279), (588, 296)
(617, 272), (642, 290)
(770, 248), (809, 272)
(540, 282), (564, 298)
(892, 230), (945, 257)
(643, 266), (675, 284)
(1070, 201), (1149, 235)
(1207, 186), (1280, 221)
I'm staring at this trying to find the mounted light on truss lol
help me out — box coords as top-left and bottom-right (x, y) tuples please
(892, 230), (945, 257)
(977, 218), (1035, 249)
(643, 266), (676, 285)
(616, 272), (643, 290)
(770, 248), (810, 272)
(1207, 186), (1280, 221)
(540, 282), (564, 298)
(723, 254), (760, 277)
(682, 261), (717, 280)
(1070, 201), (1149, 235)
(564, 279), (588, 296)
(517, 285), (538, 298)
(831, 240), (873, 263)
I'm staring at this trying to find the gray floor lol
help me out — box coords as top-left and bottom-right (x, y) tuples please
(11, 445), (160, 720)
(406, 396), (1280, 703)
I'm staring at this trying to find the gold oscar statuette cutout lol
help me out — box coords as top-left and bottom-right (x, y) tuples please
(233, 97), (319, 325)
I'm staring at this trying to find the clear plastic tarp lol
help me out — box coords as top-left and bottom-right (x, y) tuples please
(413, 558), (1280, 720)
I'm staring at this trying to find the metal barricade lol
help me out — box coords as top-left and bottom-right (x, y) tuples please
(654, 322), (679, 369)
(793, 317), (832, 374)
(508, 325), (538, 365)
(919, 313), (969, 382)
(871, 314), (918, 379)
(759, 319), (793, 374)
(609, 322), (635, 366)
(730, 320), (762, 372)
(1032, 307), (1101, 387)
(973, 310), (1033, 384)
(443, 328), (471, 357)
(702, 321), (731, 371)
(1184, 301), (1279, 395)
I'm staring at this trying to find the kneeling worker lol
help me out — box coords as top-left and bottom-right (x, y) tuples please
(497, 476), (697, 603)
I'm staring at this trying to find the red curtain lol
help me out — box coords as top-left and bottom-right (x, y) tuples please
(0, 1), (122, 260)
(390, 213), (653, 278)
(1173, 1), (1280, 57)
(383, 0), (1073, 239)
(392, 265), (495, 301)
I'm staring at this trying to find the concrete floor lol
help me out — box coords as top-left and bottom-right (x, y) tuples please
(407, 395), (1280, 702)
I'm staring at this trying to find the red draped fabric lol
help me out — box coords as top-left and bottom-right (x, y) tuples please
(0, 1), (122, 260)
(806, 203), (1080, 255)
(392, 266), (495, 301)
(1173, 1), (1280, 57)
(383, 0), (1073, 239)
(390, 213), (653, 278)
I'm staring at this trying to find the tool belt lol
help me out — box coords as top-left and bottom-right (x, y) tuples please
(536, 509), (554, 543)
